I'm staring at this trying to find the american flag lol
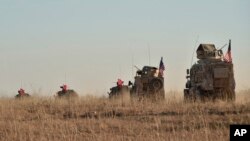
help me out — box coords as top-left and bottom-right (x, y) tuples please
(159, 57), (165, 76)
(224, 40), (232, 63)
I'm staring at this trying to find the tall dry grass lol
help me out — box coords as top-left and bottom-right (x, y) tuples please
(0, 91), (249, 141)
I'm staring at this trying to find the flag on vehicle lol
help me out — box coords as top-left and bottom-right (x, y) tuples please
(159, 57), (165, 76)
(224, 40), (232, 63)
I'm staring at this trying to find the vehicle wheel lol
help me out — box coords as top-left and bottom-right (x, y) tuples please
(194, 89), (203, 102)
(184, 89), (195, 102)
(226, 88), (236, 102)
(155, 90), (165, 101)
(149, 78), (163, 91)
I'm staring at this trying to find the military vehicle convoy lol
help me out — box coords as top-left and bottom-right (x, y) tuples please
(184, 40), (235, 102)
(130, 66), (165, 100)
(13, 41), (236, 102)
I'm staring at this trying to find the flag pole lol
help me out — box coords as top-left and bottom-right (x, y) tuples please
(64, 73), (67, 85)
(191, 35), (199, 67)
(132, 51), (134, 78)
(148, 43), (151, 66)
(130, 44), (135, 78)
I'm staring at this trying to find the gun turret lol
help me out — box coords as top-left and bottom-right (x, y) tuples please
(196, 44), (224, 60)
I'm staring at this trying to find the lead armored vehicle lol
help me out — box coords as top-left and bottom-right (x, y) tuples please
(184, 40), (235, 102)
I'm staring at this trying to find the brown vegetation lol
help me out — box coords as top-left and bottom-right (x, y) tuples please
(0, 91), (249, 141)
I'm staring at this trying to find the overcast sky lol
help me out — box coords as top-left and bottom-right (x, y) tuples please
(0, 0), (249, 97)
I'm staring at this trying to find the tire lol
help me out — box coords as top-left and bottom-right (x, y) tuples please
(149, 78), (163, 91)
(57, 90), (78, 98)
(194, 88), (204, 102)
(153, 89), (165, 101)
(15, 93), (30, 99)
(184, 89), (195, 102)
(184, 89), (190, 102)
(185, 81), (191, 88)
(226, 88), (236, 102)
(184, 88), (203, 102)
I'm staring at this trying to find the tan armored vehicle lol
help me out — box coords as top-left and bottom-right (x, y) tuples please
(130, 66), (165, 100)
(56, 84), (78, 98)
(184, 40), (235, 101)
(15, 88), (30, 99)
(108, 85), (130, 99)
(108, 79), (130, 99)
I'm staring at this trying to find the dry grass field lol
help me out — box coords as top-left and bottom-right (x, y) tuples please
(0, 91), (249, 141)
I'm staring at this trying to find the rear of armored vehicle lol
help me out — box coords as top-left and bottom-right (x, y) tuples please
(184, 42), (235, 102)
(209, 61), (235, 100)
(130, 66), (165, 100)
(108, 85), (130, 99)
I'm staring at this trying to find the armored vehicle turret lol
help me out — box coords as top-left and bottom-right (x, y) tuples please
(184, 40), (235, 102)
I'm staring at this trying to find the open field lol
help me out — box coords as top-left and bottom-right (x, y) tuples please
(0, 91), (249, 141)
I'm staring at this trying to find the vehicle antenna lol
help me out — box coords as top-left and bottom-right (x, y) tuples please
(132, 51), (134, 78)
(134, 65), (140, 70)
(191, 35), (199, 67)
(148, 43), (151, 66)
(219, 43), (227, 50)
(119, 65), (122, 78)
(130, 44), (135, 78)
(64, 73), (67, 85)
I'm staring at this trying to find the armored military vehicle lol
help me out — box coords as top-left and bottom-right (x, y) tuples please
(130, 66), (165, 100)
(184, 40), (235, 102)
(56, 84), (78, 98)
(108, 79), (130, 99)
(108, 85), (130, 99)
(15, 88), (30, 99)
(56, 90), (78, 98)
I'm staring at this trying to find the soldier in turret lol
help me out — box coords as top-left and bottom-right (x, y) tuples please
(60, 84), (68, 93)
(108, 79), (130, 99)
(15, 88), (30, 98)
(56, 84), (78, 98)
(117, 79), (124, 89)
